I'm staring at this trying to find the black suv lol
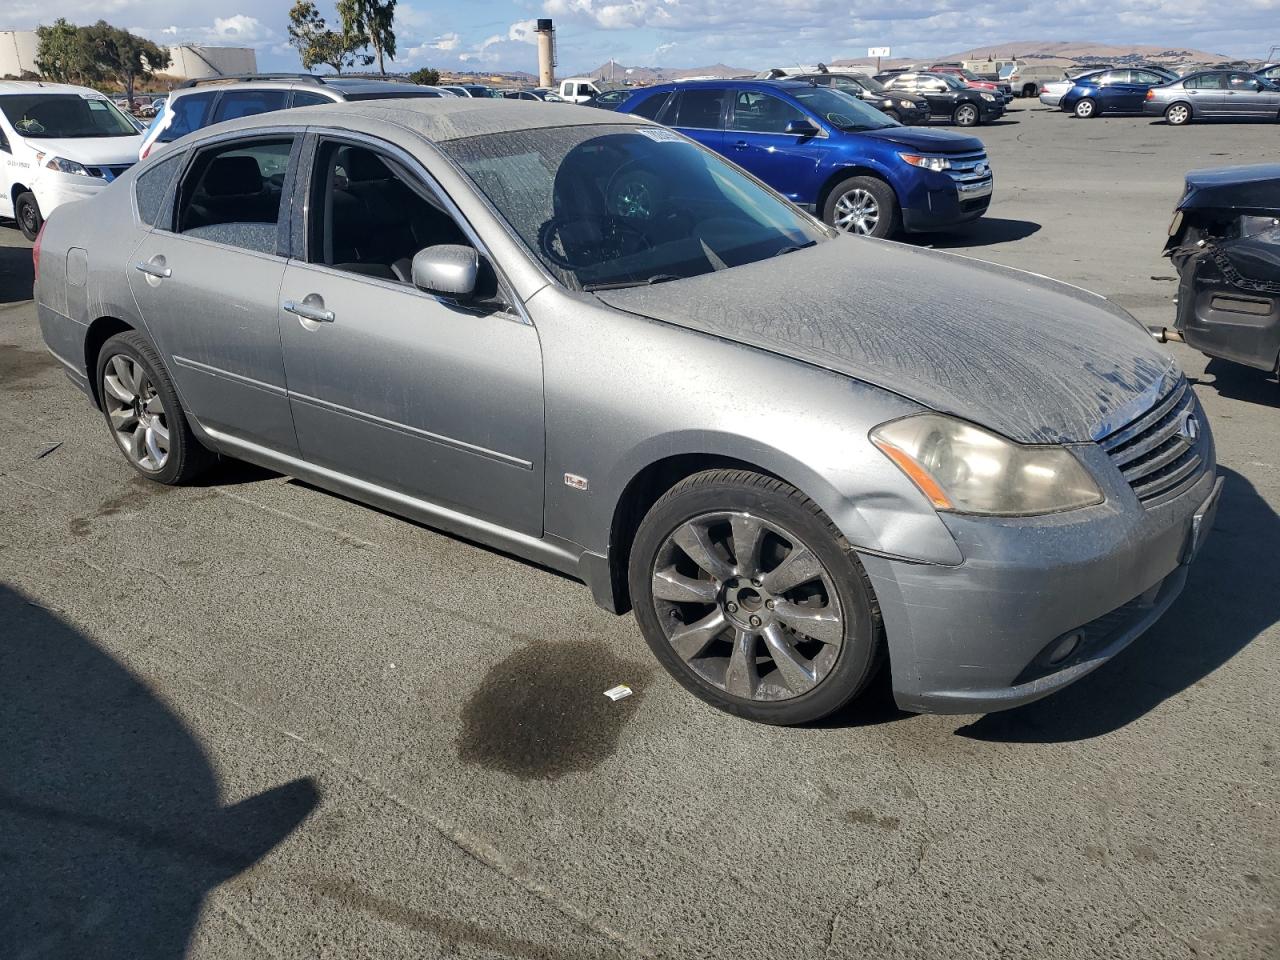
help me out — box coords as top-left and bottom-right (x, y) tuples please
(785, 72), (929, 124)
(876, 72), (1004, 126)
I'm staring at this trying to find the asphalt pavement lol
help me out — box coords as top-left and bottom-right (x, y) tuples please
(1, 101), (1277, 960)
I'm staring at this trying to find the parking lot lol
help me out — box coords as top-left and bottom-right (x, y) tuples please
(1, 100), (1277, 959)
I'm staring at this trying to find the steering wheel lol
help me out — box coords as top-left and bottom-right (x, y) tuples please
(537, 216), (653, 270)
(606, 166), (664, 221)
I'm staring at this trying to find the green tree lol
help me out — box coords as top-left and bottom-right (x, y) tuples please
(339, 0), (397, 76)
(35, 19), (97, 84)
(407, 67), (440, 86)
(288, 0), (372, 75)
(80, 21), (171, 102)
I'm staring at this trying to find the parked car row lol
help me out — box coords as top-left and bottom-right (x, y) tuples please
(1042, 66), (1280, 124)
(28, 95), (1222, 725)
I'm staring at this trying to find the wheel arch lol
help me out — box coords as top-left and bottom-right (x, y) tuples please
(11, 182), (31, 207)
(84, 316), (137, 409)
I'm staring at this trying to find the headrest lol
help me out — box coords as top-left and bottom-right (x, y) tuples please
(203, 155), (263, 197)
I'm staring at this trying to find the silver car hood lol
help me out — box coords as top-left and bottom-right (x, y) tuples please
(595, 236), (1175, 444)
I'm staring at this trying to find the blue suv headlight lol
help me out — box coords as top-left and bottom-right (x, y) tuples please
(898, 153), (951, 173)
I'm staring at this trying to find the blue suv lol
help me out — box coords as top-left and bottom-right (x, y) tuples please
(617, 79), (993, 237)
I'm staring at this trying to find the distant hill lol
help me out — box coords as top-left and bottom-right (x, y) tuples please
(579, 62), (754, 83)
(936, 40), (1229, 64)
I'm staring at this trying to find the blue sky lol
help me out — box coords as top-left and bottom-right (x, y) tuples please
(6, 0), (1275, 74)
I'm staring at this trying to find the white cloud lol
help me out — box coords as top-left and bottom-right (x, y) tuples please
(147, 14), (275, 48)
(458, 20), (540, 62)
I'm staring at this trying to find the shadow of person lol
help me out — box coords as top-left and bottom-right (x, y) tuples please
(909, 218), (1042, 249)
(0, 585), (319, 958)
(1189, 357), (1280, 409)
(0, 240), (35, 305)
(958, 467), (1278, 743)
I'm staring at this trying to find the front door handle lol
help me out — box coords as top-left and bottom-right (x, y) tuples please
(134, 260), (171, 279)
(733, 140), (749, 150)
(283, 296), (335, 324)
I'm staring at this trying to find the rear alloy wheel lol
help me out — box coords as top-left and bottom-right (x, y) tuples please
(96, 331), (215, 485)
(953, 103), (979, 126)
(1074, 97), (1098, 118)
(630, 470), (883, 725)
(1166, 103), (1192, 126)
(823, 176), (899, 239)
(15, 191), (43, 242)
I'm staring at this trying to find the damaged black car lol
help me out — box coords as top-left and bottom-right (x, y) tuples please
(1158, 164), (1280, 378)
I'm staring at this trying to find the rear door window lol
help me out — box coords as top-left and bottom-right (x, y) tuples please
(212, 90), (291, 123)
(629, 91), (671, 121)
(175, 138), (294, 253)
(160, 93), (215, 143)
(1185, 74), (1225, 90)
(672, 89), (727, 129)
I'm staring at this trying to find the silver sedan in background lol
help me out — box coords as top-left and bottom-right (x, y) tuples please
(1145, 70), (1280, 124)
(33, 100), (1220, 724)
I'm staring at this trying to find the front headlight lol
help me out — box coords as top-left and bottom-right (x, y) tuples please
(870, 414), (1103, 516)
(898, 152), (951, 172)
(980, 92), (996, 102)
(898, 99), (915, 109)
(45, 156), (93, 177)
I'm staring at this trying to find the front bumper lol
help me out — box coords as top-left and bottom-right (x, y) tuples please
(31, 174), (110, 219)
(900, 174), (993, 232)
(862, 445), (1220, 715)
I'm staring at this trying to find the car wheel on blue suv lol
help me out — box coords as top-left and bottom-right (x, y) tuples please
(629, 469), (884, 725)
(824, 176), (899, 238)
(1074, 98), (1098, 118)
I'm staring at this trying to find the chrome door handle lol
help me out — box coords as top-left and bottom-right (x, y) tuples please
(135, 261), (171, 279)
(283, 298), (334, 323)
(734, 140), (749, 149)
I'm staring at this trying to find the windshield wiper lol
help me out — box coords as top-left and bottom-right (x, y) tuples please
(774, 240), (818, 257)
(583, 274), (680, 292)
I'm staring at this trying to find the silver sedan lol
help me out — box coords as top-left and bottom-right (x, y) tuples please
(33, 99), (1221, 724)
(1145, 70), (1280, 124)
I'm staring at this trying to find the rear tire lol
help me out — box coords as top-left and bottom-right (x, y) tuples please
(1166, 102), (1192, 126)
(15, 191), (42, 242)
(822, 176), (899, 239)
(629, 469), (884, 725)
(95, 331), (216, 485)
(884, 110), (902, 124)
(1074, 97), (1098, 118)
(953, 102), (979, 126)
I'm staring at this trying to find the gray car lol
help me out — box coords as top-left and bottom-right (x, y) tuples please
(33, 99), (1222, 724)
(1144, 70), (1280, 125)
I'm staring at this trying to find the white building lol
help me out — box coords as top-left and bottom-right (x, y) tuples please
(0, 30), (39, 78)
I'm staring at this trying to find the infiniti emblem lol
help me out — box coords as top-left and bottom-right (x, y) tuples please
(1178, 412), (1200, 445)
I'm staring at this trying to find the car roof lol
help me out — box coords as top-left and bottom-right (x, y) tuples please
(169, 76), (430, 99)
(0, 80), (109, 97)
(642, 78), (813, 93)
(194, 97), (649, 143)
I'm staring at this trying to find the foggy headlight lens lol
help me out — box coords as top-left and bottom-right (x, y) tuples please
(46, 156), (93, 176)
(870, 414), (1103, 516)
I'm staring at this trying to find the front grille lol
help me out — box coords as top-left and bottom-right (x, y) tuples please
(85, 163), (134, 182)
(945, 152), (991, 187)
(1100, 377), (1205, 504)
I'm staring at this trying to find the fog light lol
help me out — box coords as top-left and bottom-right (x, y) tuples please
(1048, 631), (1083, 665)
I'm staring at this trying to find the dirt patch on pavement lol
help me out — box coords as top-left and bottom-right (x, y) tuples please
(0, 344), (58, 391)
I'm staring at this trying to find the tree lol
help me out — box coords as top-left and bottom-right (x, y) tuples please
(35, 19), (97, 84)
(80, 21), (170, 102)
(288, 0), (372, 75)
(407, 67), (439, 86)
(339, 0), (397, 76)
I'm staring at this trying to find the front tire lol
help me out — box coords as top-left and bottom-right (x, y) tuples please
(95, 331), (215, 485)
(1166, 102), (1192, 126)
(822, 176), (899, 239)
(15, 191), (42, 242)
(1074, 97), (1098, 118)
(953, 102), (979, 126)
(629, 469), (884, 725)
(883, 109), (902, 124)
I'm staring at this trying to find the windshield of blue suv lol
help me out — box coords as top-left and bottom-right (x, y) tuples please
(0, 94), (138, 138)
(786, 86), (898, 130)
(442, 124), (831, 291)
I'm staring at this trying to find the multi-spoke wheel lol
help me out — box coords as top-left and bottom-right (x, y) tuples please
(630, 469), (883, 724)
(95, 330), (214, 484)
(823, 175), (899, 239)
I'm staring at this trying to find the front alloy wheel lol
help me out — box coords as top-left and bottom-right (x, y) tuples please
(832, 188), (881, 236)
(954, 103), (979, 126)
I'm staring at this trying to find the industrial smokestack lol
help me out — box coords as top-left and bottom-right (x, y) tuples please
(535, 19), (556, 89)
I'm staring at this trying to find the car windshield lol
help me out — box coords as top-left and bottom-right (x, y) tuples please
(936, 74), (968, 90)
(851, 74), (886, 93)
(788, 87), (897, 130)
(441, 124), (831, 290)
(0, 93), (138, 138)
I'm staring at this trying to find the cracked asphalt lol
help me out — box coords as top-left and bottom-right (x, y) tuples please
(1, 101), (1277, 960)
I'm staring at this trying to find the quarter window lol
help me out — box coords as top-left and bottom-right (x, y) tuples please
(135, 152), (184, 227)
(729, 92), (807, 134)
(630, 91), (671, 121)
(672, 89), (726, 129)
(291, 91), (332, 108)
(175, 138), (294, 253)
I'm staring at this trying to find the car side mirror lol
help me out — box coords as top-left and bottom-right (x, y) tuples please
(412, 244), (478, 298)
(784, 119), (820, 137)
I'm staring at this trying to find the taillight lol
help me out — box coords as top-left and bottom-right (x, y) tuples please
(1145, 89), (1155, 100)
(141, 141), (152, 160)
(32, 220), (45, 277)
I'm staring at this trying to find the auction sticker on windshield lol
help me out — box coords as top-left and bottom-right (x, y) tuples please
(635, 127), (683, 142)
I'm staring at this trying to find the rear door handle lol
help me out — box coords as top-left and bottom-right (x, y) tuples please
(134, 261), (171, 279)
(283, 297), (334, 324)
(733, 140), (749, 150)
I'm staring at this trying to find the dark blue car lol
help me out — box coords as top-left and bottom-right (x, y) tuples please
(616, 79), (993, 237)
(1060, 67), (1178, 118)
